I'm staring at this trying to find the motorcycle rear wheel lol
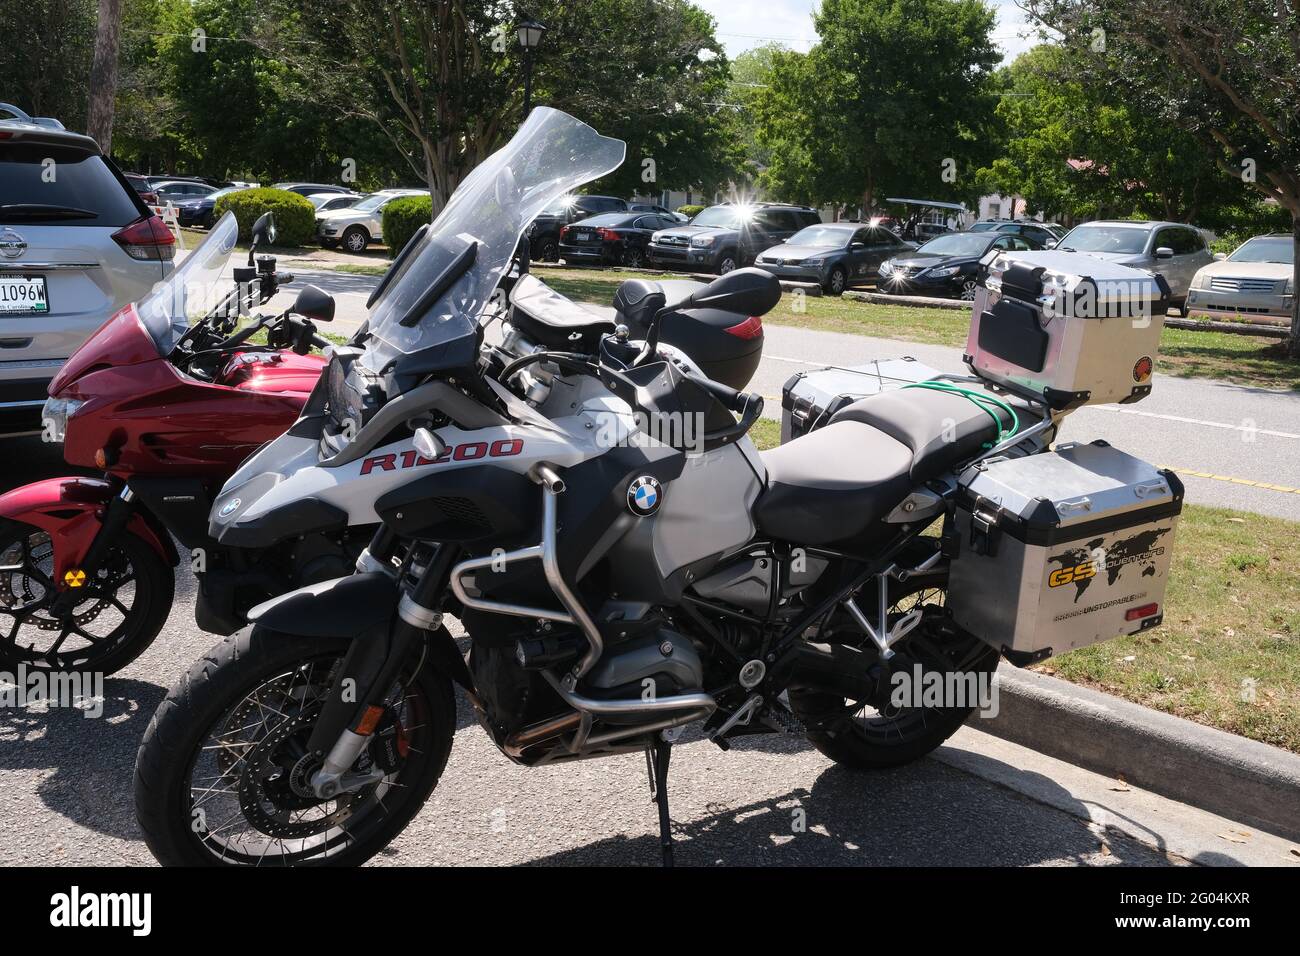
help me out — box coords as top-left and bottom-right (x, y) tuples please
(0, 519), (174, 675)
(789, 580), (999, 769)
(134, 625), (456, 866)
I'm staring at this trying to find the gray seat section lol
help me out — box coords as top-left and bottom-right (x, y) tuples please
(829, 386), (1036, 481)
(754, 421), (915, 546)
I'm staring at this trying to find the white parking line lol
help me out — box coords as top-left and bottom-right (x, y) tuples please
(1087, 404), (1300, 440)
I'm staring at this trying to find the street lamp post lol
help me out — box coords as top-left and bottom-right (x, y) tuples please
(517, 17), (547, 121)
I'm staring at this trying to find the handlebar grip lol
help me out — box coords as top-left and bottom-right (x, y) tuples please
(311, 334), (331, 350)
(276, 271), (294, 284)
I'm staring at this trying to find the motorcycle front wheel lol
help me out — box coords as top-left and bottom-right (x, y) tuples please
(134, 625), (456, 866)
(0, 519), (174, 675)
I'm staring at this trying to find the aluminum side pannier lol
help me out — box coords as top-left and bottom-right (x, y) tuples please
(947, 440), (1183, 662)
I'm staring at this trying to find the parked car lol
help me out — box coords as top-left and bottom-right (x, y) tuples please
(1055, 220), (1213, 314)
(152, 179), (217, 205)
(558, 211), (680, 267)
(273, 182), (355, 197)
(306, 191), (363, 213)
(911, 221), (952, 242)
(0, 115), (174, 428)
(968, 219), (1063, 246)
(123, 173), (160, 206)
(879, 230), (1043, 300)
(629, 202), (687, 222)
(317, 188), (428, 252)
(755, 222), (913, 293)
(647, 202), (822, 275)
(1186, 233), (1295, 323)
(527, 194), (629, 261)
(174, 185), (248, 228)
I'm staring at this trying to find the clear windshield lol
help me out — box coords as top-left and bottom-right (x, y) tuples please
(788, 225), (853, 248)
(1058, 224), (1149, 255)
(362, 108), (626, 374)
(135, 211), (239, 352)
(1228, 236), (1294, 264)
(690, 206), (743, 229)
(916, 233), (991, 257)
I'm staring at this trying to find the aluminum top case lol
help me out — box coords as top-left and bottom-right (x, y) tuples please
(947, 440), (1183, 662)
(967, 250), (1171, 410)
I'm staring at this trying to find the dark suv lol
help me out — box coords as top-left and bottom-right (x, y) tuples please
(527, 194), (628, 261)
(647, 202), (821, 274)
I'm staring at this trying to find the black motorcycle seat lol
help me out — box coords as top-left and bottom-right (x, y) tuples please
(509, 274), (614, 351)
(829, 385), (1038, 481)
(754, 421), (915, 546)
(755, 386), (1040, 547)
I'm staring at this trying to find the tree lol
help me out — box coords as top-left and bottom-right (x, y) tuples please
(1024, 0), (1300, 355)
(0, 0), (96, 128)
(975, 43), (1252, 227)
(86, 0), (124, 150)
(753, 0), (1002, 214)
(261, 0), (740, 215)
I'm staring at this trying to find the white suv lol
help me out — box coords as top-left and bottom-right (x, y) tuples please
(317, 189), (429, 253)
(0, 107), (174, 429)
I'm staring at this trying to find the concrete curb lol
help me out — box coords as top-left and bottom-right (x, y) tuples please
(978, 665), (1300, 843)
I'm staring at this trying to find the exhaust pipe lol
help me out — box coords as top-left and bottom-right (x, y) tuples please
(504, 710), (583, 757)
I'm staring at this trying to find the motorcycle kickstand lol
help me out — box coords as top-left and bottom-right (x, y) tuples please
(646, 738), (674, 868)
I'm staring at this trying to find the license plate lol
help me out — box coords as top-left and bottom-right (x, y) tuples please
(0, 275), (49, 314)
(573, 231), (592, 242)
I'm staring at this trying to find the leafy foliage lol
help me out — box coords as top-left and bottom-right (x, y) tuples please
(382, 194), (434, 253)
(214, 187), (316, 245)
(753, 0), (1002, 213)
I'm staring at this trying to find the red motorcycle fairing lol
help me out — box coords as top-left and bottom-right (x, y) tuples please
(0, 476), (179, 589)
(48, 304), (162, 397)
(49, 306), (325, 477)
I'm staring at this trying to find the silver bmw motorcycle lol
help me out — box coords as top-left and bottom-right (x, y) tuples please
(133, 109), (1177, 866)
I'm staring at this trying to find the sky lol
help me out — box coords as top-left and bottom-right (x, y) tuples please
(693, 0), (1042, 64)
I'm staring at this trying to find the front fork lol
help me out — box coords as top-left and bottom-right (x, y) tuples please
(303, 526), (459, 799)
(49, 483), (136, 618)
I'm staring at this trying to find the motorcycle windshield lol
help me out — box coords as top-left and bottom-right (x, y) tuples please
(361, 108), (625, 375)
(136, 211), (239, 353)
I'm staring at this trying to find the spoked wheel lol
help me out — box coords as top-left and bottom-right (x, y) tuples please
(622, 246), (646, 268)
(0, 520), (173, 675)
(135, 627), (455, 866)
(959, 278), (979, 301)
(789, 576), (999, 768)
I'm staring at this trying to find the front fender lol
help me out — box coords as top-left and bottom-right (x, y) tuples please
(0, 476), (179, 587)
(248, 571), (473, 690)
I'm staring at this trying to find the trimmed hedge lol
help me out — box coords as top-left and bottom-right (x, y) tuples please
(213, 188), (317, 247)
(676, 204), (705, 219)
(383, 194), (434, 252)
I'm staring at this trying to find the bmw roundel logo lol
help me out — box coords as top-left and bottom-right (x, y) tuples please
(626, 476), (662, 516)
(218, 498), (241, 518)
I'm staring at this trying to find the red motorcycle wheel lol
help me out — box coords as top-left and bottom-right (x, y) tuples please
(0, 519), (175, 675)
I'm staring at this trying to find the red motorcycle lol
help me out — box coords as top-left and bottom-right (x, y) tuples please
(0, 212), (342, 674)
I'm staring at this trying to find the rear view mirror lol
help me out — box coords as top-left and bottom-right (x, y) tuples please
(1154, 246), (1174, 259)
(1045, 239), (1058, 249)
(291, 284), (335, 323)
(252, 212), (276, 247)
(1214, 252), (1228, 261)
(673, 267), (781, 316)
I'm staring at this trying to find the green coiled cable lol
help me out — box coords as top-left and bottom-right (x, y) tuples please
(898, 380), (1020, 448)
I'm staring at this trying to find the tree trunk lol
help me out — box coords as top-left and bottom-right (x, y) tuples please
(86, 0), (123, 152)
(1290, 212), (1300, 359)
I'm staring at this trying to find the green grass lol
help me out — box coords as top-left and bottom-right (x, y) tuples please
(542, 267), (1300, 391)
(748, 419), (1300, 752)
(1039, 505), (1300, 752)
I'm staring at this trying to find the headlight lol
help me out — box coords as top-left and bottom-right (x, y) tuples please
(803, 255), (826, 265)
(1192, 270), (1211, 290)
(928, 265), (961, 278)
(41, 397), (85, 443)
(879, 260), (894, 275)
(650, 232), (662, 243)
(690, 235), (716, 248)
(1284, 277), (1293, 295)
